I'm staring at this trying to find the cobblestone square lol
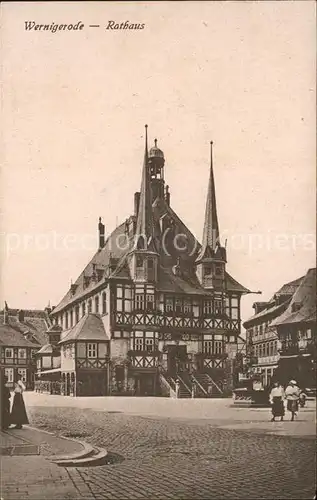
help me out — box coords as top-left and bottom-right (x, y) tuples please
(2, 394), (313, 500)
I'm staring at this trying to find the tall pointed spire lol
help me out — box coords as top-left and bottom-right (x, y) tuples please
(134, 125), (155, 251)
(196, 141), (220, 261)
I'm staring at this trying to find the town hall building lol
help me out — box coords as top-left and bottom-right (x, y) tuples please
(36, 127), (250, 397)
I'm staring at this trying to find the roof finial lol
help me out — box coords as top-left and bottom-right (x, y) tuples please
(210, 141), (213, 171)
(154, 138), (157, 148)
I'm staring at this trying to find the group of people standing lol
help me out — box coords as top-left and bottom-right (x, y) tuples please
(269, 380), (305, 422)
(1, 376), (29, 430)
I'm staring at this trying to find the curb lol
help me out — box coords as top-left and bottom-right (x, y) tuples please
(25, 425), (94, 462)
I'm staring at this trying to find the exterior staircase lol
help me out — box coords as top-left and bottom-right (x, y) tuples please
(177, 371), (192, 398)
(193, 373), (224, 397)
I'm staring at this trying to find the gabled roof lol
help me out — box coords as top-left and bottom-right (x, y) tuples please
(271, 268), (316, 327)
(243, 300), (290, 327)
(59, 313), (109, 343)
(52, 139), (249, 312)
(243, 273), (305, 327)
(0, 308), (50, 345)
(0, 324), (39, 348)
(271, 275), (304, 300)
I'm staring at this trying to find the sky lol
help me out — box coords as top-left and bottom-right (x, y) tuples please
(0, 1), (316, 326)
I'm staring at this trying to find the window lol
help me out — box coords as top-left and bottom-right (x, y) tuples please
(146, 294), (154, 311)
(136, 257), (143, 268)
(87, 343), (97, 358)
(82, 302), (86, 317)
(102, 293), (107, 314)
(75, 306), (79, 323)
(18, 348), (26, 359)
(184, 300), (191, 314)
(214, 341), (223, 354)
(4, 368), (13, 383)
(148, 259), (153, 269)
(135, 294), (145, 311)
(95, 296), (99, 314)
(165, 297), (173, 313)
(145, 338), (154, 352)
(175, 299), (182, 314)
(65, 313), (69, 329)
(135, 338), (144, 351)
(214, 299), (223, 315)
(18, 368), (27, 383)
(88, 299), (92, 313)
(215, 264), (222, 276)
(5, 348), (13, 358)
(204, 300), (213, 315)
(203, 340), (213, 355)
(204, 266), (212, 276)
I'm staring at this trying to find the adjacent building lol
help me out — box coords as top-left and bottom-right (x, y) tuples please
(36, 129), (251, 397)
(243, 276), (304, 387)
(0, 304), (51, 389)
(272, 268), (316, 388)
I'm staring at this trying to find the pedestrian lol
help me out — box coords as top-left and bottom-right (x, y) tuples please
(285, 380), (300, 421)
(175, 379), (180, 399)
(10, 377), (29, 429)
(1, 375), (11, 430)
(269, 381), (285, 422)
(299, 390), (307, 408)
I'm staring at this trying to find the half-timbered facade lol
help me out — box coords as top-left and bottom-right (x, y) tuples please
(0, 305), (51, 389)
(49, 129), (250, 397)
(243, 276), (304, 388)
(271, 268), (316, 389)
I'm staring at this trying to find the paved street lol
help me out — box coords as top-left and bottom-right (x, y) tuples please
(3, 393), (313, 500)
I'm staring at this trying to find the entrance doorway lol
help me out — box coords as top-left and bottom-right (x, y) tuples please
(134, 373), (155, 396)
(167, 345), (188, 375)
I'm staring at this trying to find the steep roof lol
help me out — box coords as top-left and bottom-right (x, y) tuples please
(0, 308), (50, 345)
(59, 313), (109, 343)
(52, 140), (250, 313)
(272, 275), (304, 299)
(243, 274), (305, 327)
(271, 268), (316, 327)
(0, 324), (39, 348)
(196, 142), (220, 261)
(243, 300), (290, 327)
(37, 344), (54, 354)
(133, 125), (157, 252)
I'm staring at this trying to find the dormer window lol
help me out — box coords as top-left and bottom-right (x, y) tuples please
(291, 302), (301, 313)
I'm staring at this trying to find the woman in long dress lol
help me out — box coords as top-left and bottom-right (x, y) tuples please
(269, 382), (285, 421)
(10, 378), (29, 429)
(285, 380), (300, 421)
(1, 375), (11, 430)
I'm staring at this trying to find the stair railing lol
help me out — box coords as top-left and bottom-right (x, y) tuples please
(205, 373), (224, 394)
(177, 373), (192, 395)
(191, 374), (208, 396)
(159, 367), (177, 398)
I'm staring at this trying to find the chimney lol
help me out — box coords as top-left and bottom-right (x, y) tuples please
(17, 309), (25, 322)
(134, 192), (140, 217)
(165, 185), (170, 206)
(98, 217), (105, 249)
